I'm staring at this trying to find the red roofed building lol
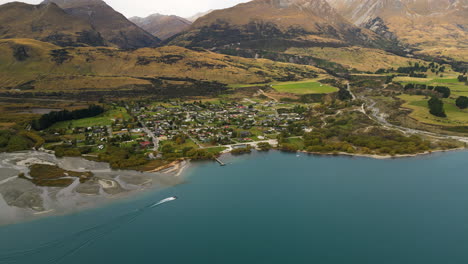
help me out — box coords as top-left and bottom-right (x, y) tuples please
(140, 141), (152, 148)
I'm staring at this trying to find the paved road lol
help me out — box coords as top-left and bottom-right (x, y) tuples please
(139, 117), (159, 151)
(107, 125), (113, 138)
(217, 139), (279, 153)
(346, 82), (468, 144)
(362, 95), (468, 144)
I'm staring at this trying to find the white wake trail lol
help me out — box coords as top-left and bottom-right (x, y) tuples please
(150, 197), (178, 208)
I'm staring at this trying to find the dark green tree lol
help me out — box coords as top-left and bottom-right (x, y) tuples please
(456, 96), (468, 109)
(338, 88), (352, 101)
(428, 97), (446, 117)
(434, 86), (451, 98)
(458, 75), (468, 82)
(404, 83), (415, 90)
(32, 105), (105, 130)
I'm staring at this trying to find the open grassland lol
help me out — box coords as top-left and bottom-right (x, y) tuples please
(0, 39), (324, 93)
(394, 76), (468, 97)
(229, 75), (339, 95)
(159, 139), (199, 153)
(285, 46), (424, 72)
(399, 95), (468, 127)
(272, 79), (338, 94)
(50, 107), (130, 129)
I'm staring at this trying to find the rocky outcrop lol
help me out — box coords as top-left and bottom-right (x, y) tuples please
(362, 17), (397, 41)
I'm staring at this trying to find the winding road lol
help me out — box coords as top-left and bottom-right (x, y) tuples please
(345, 79), (468, 144)
(363, 98), (468, 144)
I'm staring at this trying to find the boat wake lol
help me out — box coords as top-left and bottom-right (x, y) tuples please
(149, 196), (177, 208)
(0, 197), (178, 264)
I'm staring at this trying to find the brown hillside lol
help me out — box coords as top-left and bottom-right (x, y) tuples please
(0, 38), (324, 93)
(328, 0), (468, 61)
(171, 0), (394, 51)
(0, 2), (104, 47)
(42, 0), (160, 49)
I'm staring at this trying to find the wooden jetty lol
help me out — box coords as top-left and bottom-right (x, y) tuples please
(215, 157), (226, 166)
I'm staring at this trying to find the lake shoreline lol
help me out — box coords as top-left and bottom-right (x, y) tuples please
(2, 150), (468, 263)
(297, 147), (468, 160)
(1, 146), (467, 226)
(0, 151), (187, 226)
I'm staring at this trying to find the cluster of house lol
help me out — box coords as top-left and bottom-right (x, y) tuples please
(135, 101), (306, 147)
(50, 101), (308, 153)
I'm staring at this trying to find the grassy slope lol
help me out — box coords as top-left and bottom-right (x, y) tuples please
(0, 39), (324, 92)
(396, 75), (468, 126)
(399, 95), (468, 126)
(50, 107), (130, 129)
(394, 75), (468, 97)
(285, 46), (424, 72)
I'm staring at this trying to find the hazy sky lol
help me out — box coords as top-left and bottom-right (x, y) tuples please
(0, 0), (251, 18)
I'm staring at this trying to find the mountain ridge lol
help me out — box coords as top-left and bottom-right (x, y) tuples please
(130, 14), (191, 40)
(327, 0), (468, 61)
(186, 9), (214, 22)
(41, 0), (160, 49)
(0, 2), (105, 47)
(170, 0), (398, 52)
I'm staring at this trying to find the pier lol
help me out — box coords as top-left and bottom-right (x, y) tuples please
(215, 157), (226, 166)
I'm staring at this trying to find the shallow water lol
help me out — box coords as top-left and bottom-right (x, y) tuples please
(0, 151), (180, 224)
(1, 151), (468, 264)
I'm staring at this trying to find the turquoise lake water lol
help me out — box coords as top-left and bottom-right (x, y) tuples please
(1, 151), (468, 264)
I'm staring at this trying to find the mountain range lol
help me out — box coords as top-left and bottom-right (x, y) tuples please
(170, 0), (396, 51)
(328, 0), (468, 61)
(0, 0), (161, 49)
(130, 14), (191, 40)
(0, 0), (465, 77)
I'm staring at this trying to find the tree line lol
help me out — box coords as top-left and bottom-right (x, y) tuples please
(404, 84), (451, 98)
(376, 62), (446, 76)
(428, 97), (446, 117)
(32, 105), (105, 130)
(458, 75), (467, 83)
